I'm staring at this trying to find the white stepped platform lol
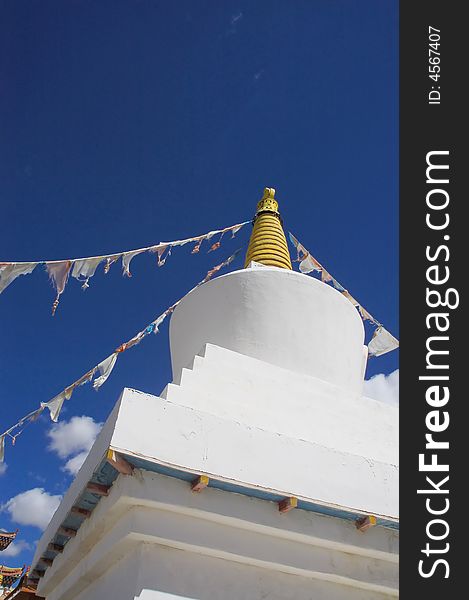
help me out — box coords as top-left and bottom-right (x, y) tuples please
(32, 266), (398, 599)
(32, 367), (398, 599)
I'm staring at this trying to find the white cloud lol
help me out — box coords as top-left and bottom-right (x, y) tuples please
(1, 538), (32, 557)
(46, 415), (102, 477)
(2, 488), (62, 530)
(63, 451), (89, 476)
(0, 462), (7, 476)
(47, 416), (102, 473)
(363, 369), (399, 406)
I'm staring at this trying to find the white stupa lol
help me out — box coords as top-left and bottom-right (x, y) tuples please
(30, 189), (398, 599)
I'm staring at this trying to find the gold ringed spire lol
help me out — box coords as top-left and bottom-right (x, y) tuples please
(244, 188), (292, 270)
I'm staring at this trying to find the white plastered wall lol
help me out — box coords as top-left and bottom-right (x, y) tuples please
(33, 265), (398, 600)
(37, 470), (398, 600)
(134, 544), (396, 600)
(163, 343), (398, 466)
(170, 267), (367, 396)
(111, 388), (398, 518)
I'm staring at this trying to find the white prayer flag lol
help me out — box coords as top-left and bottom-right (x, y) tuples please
(72, 257), (104, 288)
(122, 250), (146, 277)
(0, 263), (37, 294)
(342, 290), (359, 306)
(151, 311), (170, 334)
(41, 386), (74, 422)
(93, 353), (118, 390)
(231, 224), (244, 237)
(46, 260), (72, 294)
(299, 254), (321, 274)
(74, 368), (97, 387)
(358, 305), (376, 323)
(368, 326), (399, 357)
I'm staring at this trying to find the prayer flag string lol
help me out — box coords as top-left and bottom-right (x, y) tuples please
(0, 220), (250, 314)
(0, 249), (241, 463)
(288, 232), (399, 357)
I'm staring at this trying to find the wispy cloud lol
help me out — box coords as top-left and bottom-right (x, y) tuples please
(227, 12), (243, 35)
(63, 451), (90, 476)
(254, 69), (264, 82)
(1, 538), (32, 557)
(363, 369), (399, 406)
(231, 13), (243, 25)
(27, 471), (46, 484)
(47, 415), (102, 476)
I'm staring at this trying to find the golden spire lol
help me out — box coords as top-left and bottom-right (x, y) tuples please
(244, 188), (292, 269)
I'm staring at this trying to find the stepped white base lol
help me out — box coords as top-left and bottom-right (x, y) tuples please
(33, 335), (398, 599)
(39, 471), (398, 600)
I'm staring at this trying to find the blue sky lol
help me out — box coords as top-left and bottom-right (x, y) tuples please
(0, 0), (398, 568)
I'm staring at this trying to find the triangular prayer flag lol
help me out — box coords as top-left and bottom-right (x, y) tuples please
(122, 250), (145, 277)
(104, 255), (120, 274)
(46, 260), (72, 315)
(331, 278), (345, 292)
(299, 253), (321, 274)
(358, 305), (376, 323)
(231, 223), (244, 237)
(368, 326), (400, 357)
(41, 386), (74, 422)
(72, 257), (104, 289)
(342, 290), (359, 306)
(0, 263), (37, 294)
(93, 353), (118, 390)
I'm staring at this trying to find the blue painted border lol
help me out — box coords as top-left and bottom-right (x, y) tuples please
(121, 453), (399, 531)
(34, 449), (398, 577)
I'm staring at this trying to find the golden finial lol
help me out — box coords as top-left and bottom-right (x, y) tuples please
(244, 187), (292, 269)
(255, 187), (279, 214)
